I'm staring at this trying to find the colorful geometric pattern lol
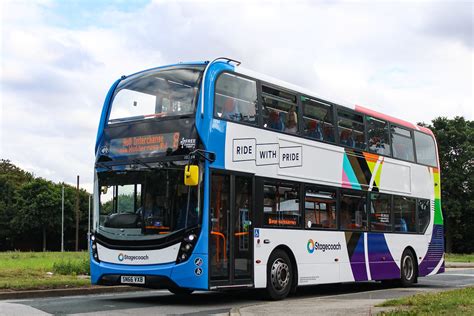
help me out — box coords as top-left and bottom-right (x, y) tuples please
(345, 232), (401, 281)
(342, 149), (384, 191)
(342, 163), (444, 281)
(432, 167), (443, 225)
(419, 167), (444, 276)
(419, 224), (444, 276)
(367, 233), (400, 280)
(345, 232), (368, 281)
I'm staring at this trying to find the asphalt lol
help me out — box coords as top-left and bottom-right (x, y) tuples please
(0, 268), (472, 315)
(0, 285), (148, 300)
(0, 262), (471, 301)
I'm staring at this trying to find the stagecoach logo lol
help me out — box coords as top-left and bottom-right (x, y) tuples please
(180, 138), (196, 149)
(306, 239), (341, 254)
(117, 253), (149, 262)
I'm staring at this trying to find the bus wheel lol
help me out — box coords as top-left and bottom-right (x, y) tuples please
(400, 250), (417, 287)
(266, 249), (292, 300)
(168, 287), (194, 296)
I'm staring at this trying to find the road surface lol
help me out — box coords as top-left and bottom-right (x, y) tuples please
(1, 268), (473, 315)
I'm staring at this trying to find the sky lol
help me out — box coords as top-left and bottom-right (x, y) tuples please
(1, 0), (473, 192)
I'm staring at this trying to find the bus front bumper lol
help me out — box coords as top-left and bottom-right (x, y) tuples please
(90, 253), (209, 290)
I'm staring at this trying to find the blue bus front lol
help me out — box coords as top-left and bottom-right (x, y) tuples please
(91, 63), (210, 292)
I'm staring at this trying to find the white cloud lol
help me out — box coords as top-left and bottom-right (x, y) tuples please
(1, 0), (472, 192)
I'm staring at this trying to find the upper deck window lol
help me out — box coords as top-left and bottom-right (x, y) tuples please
(215, 73), (257, 124)
(367, 117), (391, 156)
(391, 126), (415, 162)
(108, 67), (203, 124)
(337, 109), (366, 150)
(414, 131), (437, 166)
(262, 86), (298, 134)
(302, 97), (335, 143)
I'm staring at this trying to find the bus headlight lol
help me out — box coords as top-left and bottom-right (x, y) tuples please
(176, 229), (200, 263)
(91, 234), (100, 263)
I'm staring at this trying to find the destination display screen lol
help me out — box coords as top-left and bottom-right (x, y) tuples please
(109, 132), (180, 156)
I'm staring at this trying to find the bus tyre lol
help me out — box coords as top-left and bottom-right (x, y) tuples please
(400, 250), (417, 287)
(266, 249), (292, 300)
(168, 287), (194, 296)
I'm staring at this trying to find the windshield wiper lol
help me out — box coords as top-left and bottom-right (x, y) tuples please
(132, 158), (153, 169)
(95, 162), (113, 170)
(188, 149), (216, 163)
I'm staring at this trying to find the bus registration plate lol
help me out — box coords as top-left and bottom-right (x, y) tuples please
(121, 276), (145, 284)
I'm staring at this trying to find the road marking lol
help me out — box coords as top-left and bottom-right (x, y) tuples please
(443, 274), (474, 277)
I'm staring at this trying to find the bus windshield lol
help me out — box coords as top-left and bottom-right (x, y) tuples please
(108, 66), (203, 124)
(97, 168), (200, 239)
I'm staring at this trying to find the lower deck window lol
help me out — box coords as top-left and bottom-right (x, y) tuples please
(394, 196), (416, 232)
(263, 182), (300, 227)
(340, 191), (367, 230)
(305, 186), (336, 229)
(369, 193), (392, 232)
(418, 199), (431, 233)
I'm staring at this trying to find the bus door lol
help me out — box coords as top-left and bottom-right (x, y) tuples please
(209, 172), (253, 288)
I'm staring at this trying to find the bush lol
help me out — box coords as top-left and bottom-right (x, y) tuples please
(52, 259), (90, 275)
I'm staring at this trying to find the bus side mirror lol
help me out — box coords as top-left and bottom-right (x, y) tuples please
(184, 165), (199, 186)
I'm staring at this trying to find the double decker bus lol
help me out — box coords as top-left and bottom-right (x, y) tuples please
(91, 58), (444, 300)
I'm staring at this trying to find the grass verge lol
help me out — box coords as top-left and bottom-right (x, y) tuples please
(0, 251), (91, 291)
(377, 287), (474, 315)
(445, 253), (474, 263)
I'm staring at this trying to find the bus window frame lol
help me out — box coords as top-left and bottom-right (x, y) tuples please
(258, 177), (304, 230)
(339, 188), (368, 232)
(260, 82), (300, 136)
(366, 116), (392, 158)
(335, 106), (367, 151)
(106, 65), (205, 128)
(213, 71), (260, 128)
(390, 123), (417, 164)
(303, 184), (338, 231)
(254, 176), (428, 235)
(211, 70), (439, 171)
(416, 198), (431, 234)
(299, 95), (337, 145)
(368, 192), (393, 233)
(413, 131), (439, 168)
(392, 195), (417, 233)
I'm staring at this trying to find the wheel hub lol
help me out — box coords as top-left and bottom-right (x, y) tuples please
(271, 258), (290, 291)
(403, 255), (414, 280)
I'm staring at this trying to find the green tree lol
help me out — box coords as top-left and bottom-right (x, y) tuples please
(0, 160), (33, 249)
(424, 117), (473, 253)
(15, 178), (62, 251)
